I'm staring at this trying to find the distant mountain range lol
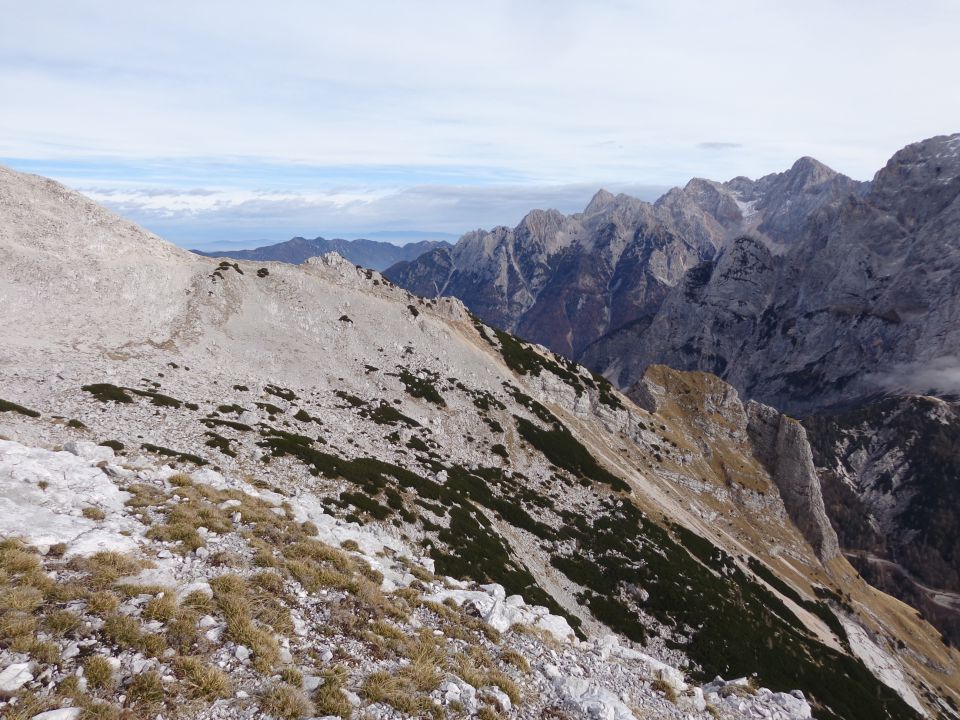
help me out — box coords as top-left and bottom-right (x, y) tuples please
(384, 155), (866, 375)
(193, 235), (451, 271)
(385, 132), (960, 644)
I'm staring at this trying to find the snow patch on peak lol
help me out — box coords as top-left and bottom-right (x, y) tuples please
(734, 196), (759, 220)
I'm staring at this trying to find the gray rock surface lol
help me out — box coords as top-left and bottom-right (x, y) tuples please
(586, 133), (960, 416)
(385, 158), (859, 359)
(804, 394), (960, 643)
(745, 401), (840, 561)
(632, 367), (840, 563)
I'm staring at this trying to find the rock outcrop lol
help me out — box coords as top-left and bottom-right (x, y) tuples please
(804, 394), (960, 643)
(746, 402), (840, 561)
(631, 366), (840, 562)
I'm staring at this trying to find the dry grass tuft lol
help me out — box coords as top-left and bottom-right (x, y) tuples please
(27, 639), (60, 664)
(211, 573), (281, 672)
(82, 506), (107, 521)
(44, 609), (82, 636)
(313, 665), (353, 718)
(84, 655), (114, 690)
(1, 610), (37, 643)
(1, 585), (43, 613)
(175, 656), (232, 699)
(143, 591), (178, 622)
(477, 705), (502, 720)
(87, 590), (120, 616)
(101, 613), (143, 649)
(79, 699), (122, 720)
(182, 589), (214, 613)
(455, 652), (522, 706)
(360, 671), (429, 715)
(82, 550), (142, 588)
(166, 608), (201, 653)
(501, 649), (531, 674)
(0, 542), (42, 576)
(260, 683), (315, 719)
(0, 691), (59, 720)
(652, 677), (678, 704)
(399, 637), (445, 692)
(279, 668), (303, 687)
(168, 473), (194, 487)
(125, 670), (165, 709)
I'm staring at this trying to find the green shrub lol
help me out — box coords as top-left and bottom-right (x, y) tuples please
(514, 416), (628, 492)
(82, 384), (132, 403)
(0, 398), (41, 417)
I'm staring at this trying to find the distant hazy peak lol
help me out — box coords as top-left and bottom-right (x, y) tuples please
(192, 234), (449, 271)
(785, 155), (837, 183)
(584, 188), (616, 215)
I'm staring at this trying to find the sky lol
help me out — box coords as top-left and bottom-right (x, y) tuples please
(1, 1), (958, 249)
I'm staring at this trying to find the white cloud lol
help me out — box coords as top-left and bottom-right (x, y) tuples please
(81, 182), (668, 248)
(870, 356), (960, 397)
(2, 1), (959, 183)
(1, 1), (958, 243)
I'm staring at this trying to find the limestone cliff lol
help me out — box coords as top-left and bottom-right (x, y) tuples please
(746, 401), (841, 562)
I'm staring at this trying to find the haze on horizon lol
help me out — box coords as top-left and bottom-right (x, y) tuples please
(1, 0), (958, 249)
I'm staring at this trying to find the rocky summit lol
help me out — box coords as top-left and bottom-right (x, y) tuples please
(0, 163), (957, 720)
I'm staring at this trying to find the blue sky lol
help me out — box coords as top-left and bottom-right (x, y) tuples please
(2, 1), (958, 249)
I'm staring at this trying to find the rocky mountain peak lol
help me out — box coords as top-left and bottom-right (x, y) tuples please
(516, 207), (567, 238)
(783, 156), (838, 187)
(875, 133), (960, 183)
(584, 188), (616, 215)
(739, 155), (864, 248)
(682, 176), (726, 197)
(869, 133), (960, 225)
(0, 164), (189, 263)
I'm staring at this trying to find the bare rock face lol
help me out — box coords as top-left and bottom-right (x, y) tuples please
(803, 394), (960, 643)
(632, 366), (840, 563)
(388, 134), (960, 421)
(385, 158), (857, 360)
(629, 364), (748, 434)
(588, 133), (960, 416)
(746, 401), (840, 562)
